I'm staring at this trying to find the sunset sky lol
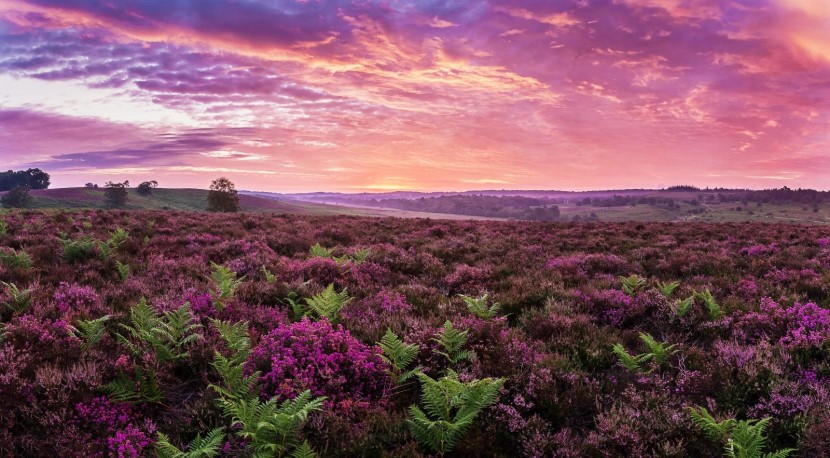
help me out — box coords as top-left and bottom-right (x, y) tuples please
(1, 0), (829, 191)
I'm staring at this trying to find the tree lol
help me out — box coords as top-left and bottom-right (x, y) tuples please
(0, 169), (50, 191)
(207, 177), (239, 213)
(85, 183), (98, 188)
(1, 186), (33, 208)
(137, 180), (158, 196)
(104, 181), (130, 208)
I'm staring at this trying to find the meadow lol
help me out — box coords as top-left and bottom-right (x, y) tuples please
(1, 210), (829, 457)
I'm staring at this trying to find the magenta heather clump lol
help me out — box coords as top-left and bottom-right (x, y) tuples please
(245, 318), (390, 406)
(53, 281), (105, 320)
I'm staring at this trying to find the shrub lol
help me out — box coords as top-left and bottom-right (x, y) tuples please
(246, 318), (389, 405)
(1, 186), (32, 208)
(207, 177), (239, 213)
(104, 181), (130, 208)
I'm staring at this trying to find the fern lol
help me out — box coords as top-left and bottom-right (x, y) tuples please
(619, 274), (647, 296)
(689, 407), (794, 458)
(460, 293), (501, 319)
(210, 262), (244, 311)
(116, 299), (202, 364)
(218, 390), (325, 458)
(71, 315), (110, 349)
(0, 248), (32, 270)
(612, 343), (652, 372)
(433, 321), (470, 365)
(349, 248), (371, 264)
(210, 320), (260, 401)
(261, 266), (277, 284)
(156, 428), (225, 458)
(116, 261), (131, 281)
(672, 296), (695, 317)
(378, 329), (421, 383)
(0, 220), (7, 237)
(108, 227), (129, 248)
(696, 289), (723, 319)
(106, 366), (163, 403)
(657, 280), (681, 298)
(299, 284), (352, 324)
(290, 441), (318, 458)
(612, 333), (677, 373)
(407, 370), (504, 456)
(1, 281), (32, 314)
(63, 238), (98, 263)
(309, 243), (334, 258)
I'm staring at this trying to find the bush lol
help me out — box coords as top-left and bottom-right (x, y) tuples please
(1, 186), (32, 208)
(136, 180), (158, 196)
(245, 318), (389, 406)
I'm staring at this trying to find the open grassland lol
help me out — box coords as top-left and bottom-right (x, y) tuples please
(1, 210), (830, 456)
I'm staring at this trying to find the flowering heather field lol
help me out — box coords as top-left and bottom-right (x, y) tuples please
(2, 210), (830, 457)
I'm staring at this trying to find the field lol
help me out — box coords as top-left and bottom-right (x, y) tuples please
(2, 210), (830, 457)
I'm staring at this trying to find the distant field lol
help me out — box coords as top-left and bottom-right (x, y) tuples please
(8, 188), (830, 224)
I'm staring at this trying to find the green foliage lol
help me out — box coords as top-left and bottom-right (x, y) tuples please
(218, 391), (325, 458)
(106, 366), (163, 404)
(116, 261), (130, 281)
(695, 289), (723, 319)
(1, 186), (33, 209)
(62, 238), (98, 263)
(459, 293), (501, 319)
(108, 227), (129, 248)
(657, 280), (681, 298)
(297, 284), (352, 324)
(378, 329), (421, 384)
(116, 299), (202, 364)
(210, 320), (260, 401)
(156, 428), (225, 458)
(310, 243), (370, 266)
(290, 441), (318, 458)
(104, 181), (130, 208)
(672, 296), (695, 317)
(0, 248), (32, 270)
(309, 243), (334, 258)
(261, 266), (277, 284)
(619, 274), (647, 296)
(0, 220), (8, 237)
(207, 177), (240, 213)
(71, 315), (110, 350)
(432, 321), (470, 365)
(689, 407), (794, 458)
(1, 281), (32, 314)
(612, 333), (678, 373)
(211, 262), (244, 310)
(407, 370), (504, 455)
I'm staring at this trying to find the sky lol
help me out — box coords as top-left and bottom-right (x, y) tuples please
(0, 0), (829, 192)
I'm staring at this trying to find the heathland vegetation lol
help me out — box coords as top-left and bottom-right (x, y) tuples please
(1, 211), (829, 456)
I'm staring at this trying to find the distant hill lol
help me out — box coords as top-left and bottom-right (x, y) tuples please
(20, 187), (296, 212)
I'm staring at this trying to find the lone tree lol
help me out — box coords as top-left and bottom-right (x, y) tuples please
(207, 177), (240, 212)
(1, 186), (33, 208)
(104, 181), (130, 208)
(136, 180), (158, 196)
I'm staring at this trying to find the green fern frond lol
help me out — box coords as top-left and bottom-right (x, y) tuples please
(378, 329), (420, 383)
(619, 274), (647, 296)
(72, 315), (110, 349)
(156, 428), (225, 458)
(309, 243), (334, 258)
(656, 280), (681, 298)
(1, 281), (32, 313)
(301, 284), (352, 324)
(261, 266), (277, 284)
(460, 293), (501, 319)
(433, 321), (470, 365)
(210, 262), (244, 310)
(290, 441), (318, 458)
(408, 370), (504, 455)
(673, 296), (695, 317)
(695, 289), (723, 319)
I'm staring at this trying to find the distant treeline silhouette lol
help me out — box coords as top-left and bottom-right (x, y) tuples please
(361, 194), (562, 221)
(0, 168), (50, 191)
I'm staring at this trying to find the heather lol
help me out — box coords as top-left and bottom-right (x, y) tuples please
(1, 210), (829, 457)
